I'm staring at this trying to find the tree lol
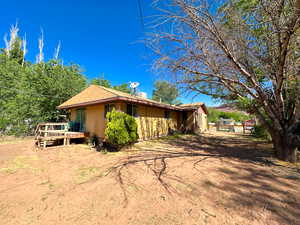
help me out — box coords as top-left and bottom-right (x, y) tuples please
(90, 77), (131, 93)
(8, 38), (24, 64)
(113, 83), (131, 94)
(148, 0), (300, 162)
(0, 58), (87, 135)
(90, 77), (112, 88)
(0, 25), (87, 135)
(152, 80), (180, 104)
(2, 23), (24, 64)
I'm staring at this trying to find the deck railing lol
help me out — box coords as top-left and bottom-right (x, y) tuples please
(35, 122), (87, 148)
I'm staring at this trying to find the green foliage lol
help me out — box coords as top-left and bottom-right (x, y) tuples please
(90, 77), (131, 93)
(113, 83), (131, 94)
(252, 125), (271, 140)
(124, 114), (138, 142)
(105, 109), (138, 149)
(235, 97), (255, 112)
(90, 77), (111, 88)
(0, 49), (87, 135)
(208, 108), (251, 123)
(9, 38), (24, 64)
(152, 80), (180, 104)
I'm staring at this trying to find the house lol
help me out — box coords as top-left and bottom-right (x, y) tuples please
(57, 85), (208, 140)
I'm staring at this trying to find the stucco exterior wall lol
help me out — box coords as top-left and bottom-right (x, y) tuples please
(199, 112), (208, 132)
(69, 102), (208, 139)
(181, 108), (208, 133)
(70, 104), (106, 138)
(118, 102), (179, 140)
(70, 102), (180, 140)
(196, 107), (208, 132)
(137, 105), (178, 140)
(183, 111), (195, 132)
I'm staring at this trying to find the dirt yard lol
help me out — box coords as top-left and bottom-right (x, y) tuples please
(0, 132), (299, 225)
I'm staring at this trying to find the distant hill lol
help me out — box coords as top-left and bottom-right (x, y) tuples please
(210, 104), (248, 115)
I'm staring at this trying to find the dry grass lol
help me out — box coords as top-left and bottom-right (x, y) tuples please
(0, 155), (40, 174)
(0, 135), (33, 145)
(73, 166), (104, 184)
(0, 132), (299, 225)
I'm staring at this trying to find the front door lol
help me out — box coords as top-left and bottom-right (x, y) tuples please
(75, 109), (86, 132)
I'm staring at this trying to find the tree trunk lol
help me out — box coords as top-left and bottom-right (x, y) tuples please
(272, 133), (298, 163)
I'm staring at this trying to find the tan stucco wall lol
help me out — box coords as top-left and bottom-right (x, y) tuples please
(199, 112), (208, 132)
(70, 104), (106, 138)
(183, 111), (195, 132)
(118, 102), (179, 140)
(138, 105), (178, 140)
(196, 107), (208, 132)
(69, 102), (200, 140)
(182, 108), (208, 133)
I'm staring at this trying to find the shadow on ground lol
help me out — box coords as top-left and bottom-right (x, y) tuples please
(106, 133), (300, 225)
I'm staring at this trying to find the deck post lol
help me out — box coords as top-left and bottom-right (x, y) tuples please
(43, 125), (48, 149)
(34, 123), (85, 148)
(45, 125), (48, 137)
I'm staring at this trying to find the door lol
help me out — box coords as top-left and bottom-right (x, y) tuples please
(75, 109), (86, 132)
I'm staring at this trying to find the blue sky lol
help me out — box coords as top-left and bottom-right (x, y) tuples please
(0, 0), (217, 106)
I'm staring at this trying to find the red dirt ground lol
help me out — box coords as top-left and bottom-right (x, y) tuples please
(0, 132), (299, 225)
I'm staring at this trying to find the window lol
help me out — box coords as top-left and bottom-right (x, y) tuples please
(104, 104), (115, 118)
(126, 104), (138, 117)
(164, 111), (170, 119)
(182, 112), (187, 121)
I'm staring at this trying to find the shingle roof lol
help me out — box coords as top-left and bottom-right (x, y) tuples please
(58, 85), (185, 111)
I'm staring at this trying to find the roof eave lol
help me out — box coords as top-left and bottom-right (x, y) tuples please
(57, 97), (119, 110)
(117, 96), (183, 111)
(57, 96), (185, 111)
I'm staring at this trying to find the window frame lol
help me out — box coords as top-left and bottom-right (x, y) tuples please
(104, 104), (116, 118)
(164, 110), (171, 119)
(126, 104), (138, 117)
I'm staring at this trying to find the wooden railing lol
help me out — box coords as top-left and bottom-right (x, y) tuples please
(35, 123), (87, 148)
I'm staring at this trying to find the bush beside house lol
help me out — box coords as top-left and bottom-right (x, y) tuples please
(105, 109), (138, 150)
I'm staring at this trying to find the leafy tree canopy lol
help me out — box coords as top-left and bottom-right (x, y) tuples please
(152, 80), (180, 105)
(149, 0), (300, 162)
(0, 26), (87, 135)
(90, 77), (111, 88)
(90, 77), (131, 93)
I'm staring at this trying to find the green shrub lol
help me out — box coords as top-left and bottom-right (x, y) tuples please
(208, 108), (251, 122)
(105, 109), (138, 150)
(124, 114), (139, 143)
(251, 125), (270, 140)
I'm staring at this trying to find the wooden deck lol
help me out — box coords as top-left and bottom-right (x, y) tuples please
(35, 123), (87, 148)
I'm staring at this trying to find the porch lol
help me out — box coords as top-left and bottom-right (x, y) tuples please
(35, 123), (88, 148)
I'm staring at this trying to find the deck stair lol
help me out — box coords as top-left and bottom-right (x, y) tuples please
(35, 123), (86, 148)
